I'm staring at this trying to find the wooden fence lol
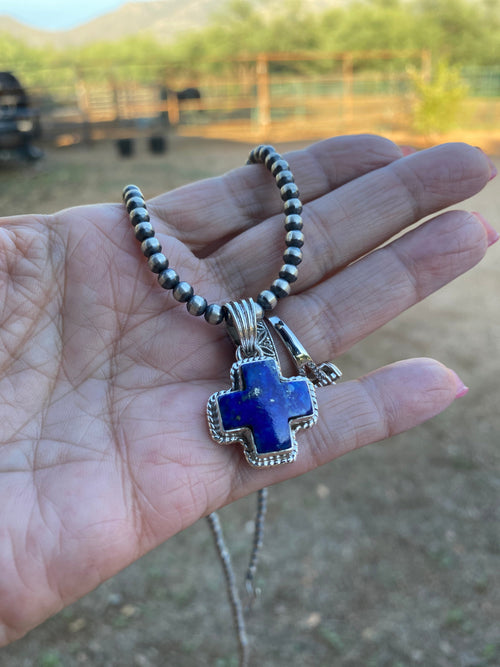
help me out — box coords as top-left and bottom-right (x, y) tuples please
(27, 50), (429, 145)
(11, 50), (500, 149)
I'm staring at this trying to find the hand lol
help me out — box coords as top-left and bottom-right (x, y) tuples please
(0, 135), (495, 645)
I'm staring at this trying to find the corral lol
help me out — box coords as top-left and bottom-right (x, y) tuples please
(10, 51), (500, 152)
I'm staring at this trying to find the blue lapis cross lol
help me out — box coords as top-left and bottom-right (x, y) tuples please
(208, 357), (317, 467)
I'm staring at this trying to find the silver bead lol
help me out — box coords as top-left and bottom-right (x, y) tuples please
(130, 207), (150, 225)
(141, 237), (161, 257)
(271, 278), (291, 299)
(257, 290), (278, 311)
(280, 183), (300, 201)
(284, 198), (303, 216)
(123, 187), (143, 203)
(256, 144), (275, 161)
(186, 295), (207, 316)
(284, 214), (303, 231)
(147, 252), (168, 273)
(286, 230), (304, 248)
(204, 303), (224, 325)
(173, 281), (194, 302)
(279, 263), (299, 282)
(254, 302), (264, 320)
(276, 170), (294, 188)
(270, 159), (289, 176)
(126, 196), (145, 213)
(265, 151), (280, 169)
(134, 221), (154, 241)
(122, 184), (142, 199)
(283, 246), (303, 266)
(246, 149), (258, 165)
(158, 268), (179, 289)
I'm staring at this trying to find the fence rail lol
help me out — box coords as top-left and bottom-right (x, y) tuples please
(2, 51), (499, 147)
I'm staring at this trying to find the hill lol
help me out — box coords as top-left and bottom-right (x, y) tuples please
(0, 0), (339, 48)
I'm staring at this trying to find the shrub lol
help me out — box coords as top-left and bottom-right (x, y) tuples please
(408, 59), (469, 134)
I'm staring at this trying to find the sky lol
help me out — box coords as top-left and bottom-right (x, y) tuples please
(0, 0), (154, 30)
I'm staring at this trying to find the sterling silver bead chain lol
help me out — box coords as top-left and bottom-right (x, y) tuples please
(122, 144), (304, 323)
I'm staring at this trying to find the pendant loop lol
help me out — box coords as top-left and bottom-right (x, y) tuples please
(224, 299), (262, 359)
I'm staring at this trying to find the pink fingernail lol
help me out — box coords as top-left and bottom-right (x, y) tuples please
(400, 145), (418, 156)
(473, 212), (500, 247)
(475, 147), (497, 181)
(487, 158), (498, 181)
(450, 370), (469, 398)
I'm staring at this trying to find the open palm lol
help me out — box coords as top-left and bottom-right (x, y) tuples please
(0, 135), (495, 645)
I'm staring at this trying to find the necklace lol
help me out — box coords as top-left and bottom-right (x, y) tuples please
(122, 144), (341, 665)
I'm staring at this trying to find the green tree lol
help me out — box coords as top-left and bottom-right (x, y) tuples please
(1, 0), (499, 78)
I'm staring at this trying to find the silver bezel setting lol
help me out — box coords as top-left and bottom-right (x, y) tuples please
(207, 356), (318, 468)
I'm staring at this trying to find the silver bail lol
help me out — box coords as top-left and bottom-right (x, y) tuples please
(267, 316), (342, 386)
(224, 298), (262, 359)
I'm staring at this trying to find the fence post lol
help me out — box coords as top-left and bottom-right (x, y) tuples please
(342, 53), (354, 128)
(167, 89), (180, 125)
(75, 73), (92, 145)
(110, 74), (120, 122)
(256, 53), (271, 131)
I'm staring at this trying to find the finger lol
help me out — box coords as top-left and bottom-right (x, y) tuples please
(230, 358), (463, 496)
(274, 210), (490, 362)
(208, 142), (492, 298)
(179, 209), (489, 383)
(148, 134), (404, 248)
(127, 207), (489, 383)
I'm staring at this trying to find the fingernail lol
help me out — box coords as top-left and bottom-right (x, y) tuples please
(473, 212), (500, 247)
(450, 370), (469, 398)
(400, 145), (418, 156)
(489, 161), (498, 181)
(475, 147), (497, 181)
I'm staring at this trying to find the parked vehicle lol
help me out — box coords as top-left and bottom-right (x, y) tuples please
(0, 71), (43, 160)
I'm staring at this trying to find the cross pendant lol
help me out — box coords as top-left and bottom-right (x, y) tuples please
(207, 356), (318, 467)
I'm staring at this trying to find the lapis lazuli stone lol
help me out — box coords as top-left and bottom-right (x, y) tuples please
(217, 358), (314, 455)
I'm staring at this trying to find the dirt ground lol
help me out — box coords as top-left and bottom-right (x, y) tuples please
(0, 134), (499, 667)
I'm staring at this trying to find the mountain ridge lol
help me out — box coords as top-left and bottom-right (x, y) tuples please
(0, 1), (220, 47)
(0, 0), (339, 48)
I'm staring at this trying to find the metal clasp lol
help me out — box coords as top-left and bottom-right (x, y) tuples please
(267, 316), (342, 387)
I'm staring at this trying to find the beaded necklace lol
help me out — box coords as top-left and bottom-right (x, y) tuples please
(122, 145), (341, 665)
